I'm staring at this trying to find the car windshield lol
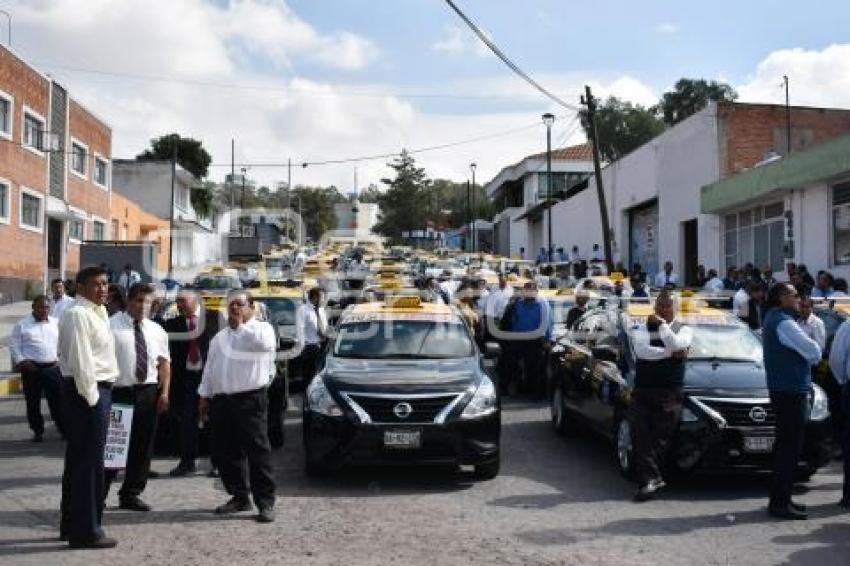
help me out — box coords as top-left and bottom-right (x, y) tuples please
(547, 301), (574, 324)
(334, 320), (474, 359)
(686, 324), (763, 362)
(258, 297), (299, 326)
(194, 275), (241, 290)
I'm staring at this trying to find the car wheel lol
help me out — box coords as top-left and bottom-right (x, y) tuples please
(473, 457), (500, 480)
(550, 385), (571, 436)
(614, 414), (636, 480)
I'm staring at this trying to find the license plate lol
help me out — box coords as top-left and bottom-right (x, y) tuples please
(383, 429), (421, 449)
(743, 436), (775, 453)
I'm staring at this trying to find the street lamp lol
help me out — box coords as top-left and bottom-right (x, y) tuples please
(470, 162), (477, 252)
(542, 112), (555, 262)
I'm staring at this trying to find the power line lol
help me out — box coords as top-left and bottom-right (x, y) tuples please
(443, 0), (581, 112)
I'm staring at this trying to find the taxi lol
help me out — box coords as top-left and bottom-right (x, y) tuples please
(192, 266), (242, 312)
(548, 300), (832, 480)
(302, 295), (501, 478)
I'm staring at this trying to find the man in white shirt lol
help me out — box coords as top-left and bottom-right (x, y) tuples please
(295, 287), (328, 385)
(58, 265), (120, 549)
(10, 295), (64, 442)
(117, 263), (141, 295)
(703, 269), (725, 293)
(797, 296), (826, 351)
(104, 283), (171, 512)
(653, 261), (679, 289)
(49, 278), (75, 321)
(199, 291), (277, 523)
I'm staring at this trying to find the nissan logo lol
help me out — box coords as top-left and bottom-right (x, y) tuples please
(749, 406), (768, 424)
(393, 402), (413, 419)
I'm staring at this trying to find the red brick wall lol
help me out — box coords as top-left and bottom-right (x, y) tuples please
(719, 102), (850, 176)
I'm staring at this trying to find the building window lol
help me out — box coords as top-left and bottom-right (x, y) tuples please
(23, 110), (45, 151)
(0, 92), (12, 139)
(111, 219), (119, 238)
(94, 156), (108, 187)
(20, 189), (43, 232)
(71, 141), (87, 176)
(724, 203), (785, 273)
(0, 180), (9, 222)
(833, 182), (850, 265)
(175, 186), (189, 211)
(92, 220), (105, 240)
(69, 218), (85, 241)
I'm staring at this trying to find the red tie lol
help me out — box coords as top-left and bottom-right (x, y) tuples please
(187, 316), (201, 364)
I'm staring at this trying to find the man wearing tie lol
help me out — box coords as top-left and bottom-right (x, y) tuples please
(163, 289), (219, 476)
(296, 287), (328, 384)
(104, 283), (171, 511)
(58, 266), (120, 549)
(10, 295), (65, 442)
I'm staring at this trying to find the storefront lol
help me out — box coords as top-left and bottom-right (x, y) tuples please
(628, 199), (659, 276)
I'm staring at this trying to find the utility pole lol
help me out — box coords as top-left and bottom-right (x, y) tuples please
(542, 113), (555, 262)
(230, 139), (235, 210)
(168, 133), (178, 274)
(470, 162), (477, 252)
(466, 180), (472, 252)
(783, 75), (791, 155)
(581, 85), (614, 273)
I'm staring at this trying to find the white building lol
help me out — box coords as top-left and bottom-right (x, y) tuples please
(332, 200), (379, 241)
(484, 144), (595, 259)
(112, 160), (221, 276)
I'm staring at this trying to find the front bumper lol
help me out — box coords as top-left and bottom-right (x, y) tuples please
(304, 410), (500, 469)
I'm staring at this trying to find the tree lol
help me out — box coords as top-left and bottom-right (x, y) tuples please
(373, 151), (432, 243)
(659, 78), (737, 126)
(580, 97), (666, 162)
(291, 186), (346, 242)
(431, 179), (495, 229)
(191, 181), (217, 220)
(137, 133), (212, 179)
(356, 183), (381, 203)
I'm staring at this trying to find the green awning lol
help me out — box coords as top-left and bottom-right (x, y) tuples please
(701, 133), (850, 213)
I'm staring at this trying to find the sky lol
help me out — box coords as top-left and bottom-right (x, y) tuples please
(6, 0), (850, 192)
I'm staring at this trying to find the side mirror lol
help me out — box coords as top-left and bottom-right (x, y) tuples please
(484, 342), (502, 359)
(591, 345), (619, 363)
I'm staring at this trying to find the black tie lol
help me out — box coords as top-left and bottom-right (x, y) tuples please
(315, 306), (325, 339)
(134, 320), (148, 383)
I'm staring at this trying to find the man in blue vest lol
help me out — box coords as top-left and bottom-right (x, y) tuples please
(762, 283), (822, 520)
(502, 281), (553, 399)
(630, 291), (693, 501)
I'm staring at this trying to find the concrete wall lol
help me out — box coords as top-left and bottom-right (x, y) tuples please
(110, 192), (170, 274)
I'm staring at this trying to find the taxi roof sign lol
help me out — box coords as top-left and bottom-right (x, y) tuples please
(384, 295), (422, 309)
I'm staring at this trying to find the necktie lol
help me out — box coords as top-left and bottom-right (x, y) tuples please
(134, 319), (148, 383)
(187, 316), (201, 364)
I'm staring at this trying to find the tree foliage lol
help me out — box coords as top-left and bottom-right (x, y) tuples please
(191, 181), (216, 220)
(430, 178), (495, 229)
(137, 133), (212, 180)
(580, 97), (666, 162)
(356, 183), (381, 203)
(373, 151), (433, 243)
(659, 78), (737, 126)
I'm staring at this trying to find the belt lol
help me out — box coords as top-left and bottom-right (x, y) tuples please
(213, 385), (268, 398)
(62, 376), (113, 390)
(33, 361), (59, 369)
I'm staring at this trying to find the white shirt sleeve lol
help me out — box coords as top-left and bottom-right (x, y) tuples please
(812, 317), (827, 352)
(198, 335), (219, 399)
(632, 325), (669, 361)
(61, 311), (99, 407)
(659, 322), (693, 350)
(776, 319), (822, 366)
(9, 320), (23, 364)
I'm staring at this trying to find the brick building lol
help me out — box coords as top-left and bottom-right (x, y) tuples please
(0, 45), (112, 300)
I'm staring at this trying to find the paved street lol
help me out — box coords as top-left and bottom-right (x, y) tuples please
(0, 394), (846, 566)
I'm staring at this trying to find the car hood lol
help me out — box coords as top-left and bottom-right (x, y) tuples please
(683, 360), (769, 398)
(323, 357), (480, 394)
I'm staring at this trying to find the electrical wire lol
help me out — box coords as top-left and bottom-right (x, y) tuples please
(443, 0), (581, 112)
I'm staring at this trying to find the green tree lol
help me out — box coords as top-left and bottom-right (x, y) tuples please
(191, 181), (217, 220)
(290, 186), (346, 241)
(659, 78), (737, 125)
(430, 179), (494, 229)
(580, 97), (666, 162)
(373, 151), (432, 243)
(137, 133), (212, 179)
(356, 183), (381, 203)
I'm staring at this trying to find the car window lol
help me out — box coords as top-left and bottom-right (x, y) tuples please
(194, 275), (241, 290)
(334, 320), (474, 359)
(258, 298), (299, 326)
(682, 325), (762, 362)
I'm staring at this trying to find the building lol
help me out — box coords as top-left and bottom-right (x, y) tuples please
(109, 192), (171, 274)
(333, 200), (379, 239)
(702, 132), (850, 279)
(112, 160), (220, 277)
(521, 102), (850, 284)
(0, 45), (113, 300)
(484, 144), (594, 259)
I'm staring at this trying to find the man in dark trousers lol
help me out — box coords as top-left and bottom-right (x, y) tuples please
(502, 281), (553, 398)
(762, 283), (822, 520)
(199, 291), (277, 523)
(565, 289), (590, 329)
(10, 295), (65, 442)
(629, 291), (693, 502)
(58, 266), (119, 549)
(104, 283), (171, 511)
(164, 289), (218, 476)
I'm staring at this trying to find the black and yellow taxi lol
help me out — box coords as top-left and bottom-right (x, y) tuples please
(549, 300), (832, 479)
(192, 266), (242, 312)
(302, 295), (501, 478)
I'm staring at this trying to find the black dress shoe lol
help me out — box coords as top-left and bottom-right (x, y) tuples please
(790, 501), (807, 513)
(59, 533), (68, 542)
(207, 467), (219, 478)
(838, 498), (850, 509)
(256, 506), (276, 523)
(147, 470), (160, 479)
(33, 433), (44, 443)
(69, 536), (118, 549)
(119, 497), (152, 512)
(169, 462), (196, 477)
(215, 497), (252, 515)
(768, 504), (808, 520)
(633, 479), (666, 502)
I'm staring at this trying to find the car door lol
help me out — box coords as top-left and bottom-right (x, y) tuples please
(562, 311), (612, 423)
(582, 313), (623, 433)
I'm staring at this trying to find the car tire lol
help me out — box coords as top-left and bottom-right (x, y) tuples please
(473, 457), (500, 480)
(613, 413), (636, 480)
(550, 385), (572, 436)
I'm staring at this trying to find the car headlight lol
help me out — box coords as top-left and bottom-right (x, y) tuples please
(680, 406), (699, 422)
(810, 384), (830, 421)
(461, 377), (498, 419)
(306, 376), (343, 417)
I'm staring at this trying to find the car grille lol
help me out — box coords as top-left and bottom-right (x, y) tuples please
(698, 399), (776, 427)
(345, 394), (460, 424)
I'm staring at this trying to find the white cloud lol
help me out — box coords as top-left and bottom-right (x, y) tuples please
(431, 25), (491, 58)
(654, 23), (679, 34)
(737, 44), (850, 108)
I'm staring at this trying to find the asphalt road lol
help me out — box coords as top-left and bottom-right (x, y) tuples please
(0, 394), (847, 565)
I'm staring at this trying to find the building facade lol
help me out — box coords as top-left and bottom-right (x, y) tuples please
(109, 192), (171, 275)
(0, 45), (112, 300)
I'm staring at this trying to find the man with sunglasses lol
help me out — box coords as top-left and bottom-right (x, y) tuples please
(762, 283), (822, 520)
